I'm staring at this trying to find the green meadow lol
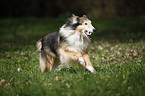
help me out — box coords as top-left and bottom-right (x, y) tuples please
(0, 16), (145, 96)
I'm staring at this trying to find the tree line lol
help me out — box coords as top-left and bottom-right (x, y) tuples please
(0, 0), (145, 18)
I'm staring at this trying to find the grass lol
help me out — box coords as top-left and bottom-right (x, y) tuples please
(0, 16), (145, 96)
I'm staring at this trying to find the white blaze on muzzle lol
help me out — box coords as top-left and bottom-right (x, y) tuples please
(83, 27), (95, 39)
(82, 30), (92, 39)
(85, 30), (93, 35)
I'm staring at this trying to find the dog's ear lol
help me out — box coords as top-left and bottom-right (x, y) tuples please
(72, 14), (76, 17)
(72, 14), (79, 19)
(66, 18), (71, 25)
(83, 15), (88, 19)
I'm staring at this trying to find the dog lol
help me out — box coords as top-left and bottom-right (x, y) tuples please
(36, 14), (96, 73)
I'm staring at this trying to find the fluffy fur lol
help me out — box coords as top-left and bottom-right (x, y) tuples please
(36, 14), (96, 73)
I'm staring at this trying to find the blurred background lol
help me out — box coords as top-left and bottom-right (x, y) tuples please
(0, 0), (145, 51)
(0, 0), (145, 18)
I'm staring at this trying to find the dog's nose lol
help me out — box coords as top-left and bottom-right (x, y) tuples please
(93, 29), (96, 32)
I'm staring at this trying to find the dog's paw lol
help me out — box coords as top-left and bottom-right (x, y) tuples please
(86, 66), (96, 73)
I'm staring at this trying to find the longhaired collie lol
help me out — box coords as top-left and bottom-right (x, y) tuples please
(36, 14), (96, 73)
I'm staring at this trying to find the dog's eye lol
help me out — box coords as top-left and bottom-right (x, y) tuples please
(85, 30), (88, 32)
(84, 23), (88, 25)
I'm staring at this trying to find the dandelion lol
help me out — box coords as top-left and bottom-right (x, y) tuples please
(105, 42), (111, 47)
(122, 61), (125, 63)
(110, 47), (114, 51)
(1, 79), (5, 83)
(43, 82), (47, 86)
(105, 50), (109, 52)
(66, 83), (71, 88)
(98, 45), (103, 50)
(128, 87), (132, 90)
(124, 80), (127, 84)
(17, 68), (22, 72)
(138, 60), (142, 62)
(54, 76), (60, 81)
(140, 47), (145, 53)
(115, 45), (119, 48)
(24, 57), (28, 60)
(97, 65), (100, 67)
(44, 82), (51, 86)
(48, 83), (52, 86)
(126, 48), (130, 52)
(133, 52), (138, 57)
(5, 82), (10, 88)
(20, 52), (24, 55)
(125, 53), (130, 58)
(117, 52), (120, 55)
(118, 47), (122, 50)
(129, 57), (132, 60)
(110, 54), (114, 57)
(130, 49), (134, 52)
(61, 80), (65, 83)
(102, 57), (105, 60)
(118, 59), (121, 61)
(0, 80), (4, 86)
(106, 57), (109, 61)
(95, 57), (98, 61)
(113, 61), (117, 63)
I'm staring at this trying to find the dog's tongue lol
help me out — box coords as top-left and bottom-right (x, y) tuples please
(87, 35), (91, 39)
(85, 32), (92, 39)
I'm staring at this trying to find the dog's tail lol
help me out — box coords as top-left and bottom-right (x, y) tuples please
(36, 39), (58, 72)
(36, 39), (46, 72)
(36, 38), (42, 52)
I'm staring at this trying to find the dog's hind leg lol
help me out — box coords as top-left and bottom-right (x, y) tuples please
(39, 50), (59, 72)
(39, 51), (47, 72)
(37, 40), (47, 72)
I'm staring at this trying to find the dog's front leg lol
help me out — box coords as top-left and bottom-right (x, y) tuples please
(82, 53), (96, 73)
(65, 51), (96, 73)
(58, 48), (82, 69)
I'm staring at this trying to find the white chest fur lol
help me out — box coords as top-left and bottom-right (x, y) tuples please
(59, 25), (90, 53)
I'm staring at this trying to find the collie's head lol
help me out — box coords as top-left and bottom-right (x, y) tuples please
(60, 14), (95, 39)
(76, 15), (95, 39)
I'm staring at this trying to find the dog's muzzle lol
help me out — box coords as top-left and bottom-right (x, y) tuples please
(84, 29), (95, 39)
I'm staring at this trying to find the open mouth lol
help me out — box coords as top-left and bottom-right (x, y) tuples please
(84, 31), (92, 39)
(87, 35), (91, 39)
(86, 34), (91, 39)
